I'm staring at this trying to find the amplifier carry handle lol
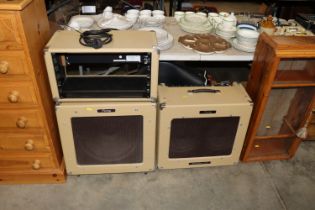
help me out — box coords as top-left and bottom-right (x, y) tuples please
(188, 89), (220, 93)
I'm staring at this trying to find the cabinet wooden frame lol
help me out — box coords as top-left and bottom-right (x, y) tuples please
(241, 33), (315, 162)
(0, 0), (65, 183)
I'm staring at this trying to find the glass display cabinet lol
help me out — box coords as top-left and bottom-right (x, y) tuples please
(241, 33), (315, 161)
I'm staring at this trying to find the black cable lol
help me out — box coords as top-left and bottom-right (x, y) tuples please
(79, 29), (115, 49)
(60, 25), (115, 49)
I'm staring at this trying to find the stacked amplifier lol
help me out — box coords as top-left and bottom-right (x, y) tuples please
(44, 30), (159, 175)
(45, 30), (253, 175)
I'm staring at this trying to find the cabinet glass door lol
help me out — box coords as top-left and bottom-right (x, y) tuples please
(274, 58), (315, 85)
(257, 87), (315, 137)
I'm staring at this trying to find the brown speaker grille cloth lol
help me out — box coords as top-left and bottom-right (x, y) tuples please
(71, 115), (143, 165)
(169, 117), (240, 158)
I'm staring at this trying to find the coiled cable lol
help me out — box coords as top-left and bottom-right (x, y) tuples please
(79, 29), (115, 49)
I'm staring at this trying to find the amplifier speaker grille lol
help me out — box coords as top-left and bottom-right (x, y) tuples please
(72, 116), (143, 165)
(169, 117), (240, 158)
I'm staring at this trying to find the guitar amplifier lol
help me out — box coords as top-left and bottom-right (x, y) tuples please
(157, 84), (253, 169)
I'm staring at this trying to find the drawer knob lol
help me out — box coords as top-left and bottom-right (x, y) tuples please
(8, 91), (19, 103)
(32, 159), (41, 170)
(16, 117), (28, 128)
(0, 61), (9, 74)
(24, 139), (34, 151)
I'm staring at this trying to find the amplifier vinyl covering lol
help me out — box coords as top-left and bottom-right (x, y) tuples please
(44, 30), (159, 102)
(56, 102), (156, 175)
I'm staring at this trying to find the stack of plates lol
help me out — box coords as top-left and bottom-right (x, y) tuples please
(179, 14), (212, 34)
(97, 14), (133, 30)
(215, 24), (236, 39)
(231, 29), (259, 53)
(231, 39), (256, 52)
(140, 16), (165, 28)
(139, 27), (174, 50)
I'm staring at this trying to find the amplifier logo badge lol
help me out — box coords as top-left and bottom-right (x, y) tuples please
(97, 109), (116, 113)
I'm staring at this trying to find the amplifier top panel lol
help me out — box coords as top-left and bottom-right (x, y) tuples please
(158, 84), (252, 106)
(45, 30), (158, 53)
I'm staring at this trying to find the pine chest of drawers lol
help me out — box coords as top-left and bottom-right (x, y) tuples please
(0, 0), (65, 183)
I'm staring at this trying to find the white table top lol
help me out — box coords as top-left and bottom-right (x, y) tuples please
(160, 18), (254, 61)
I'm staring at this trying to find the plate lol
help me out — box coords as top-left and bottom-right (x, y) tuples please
(159, 39), (174, 51)
(214, 50), (226, 54)
(179, 42), (194, 50)
(68, 15), (94, 29)
(140, 16), (164, 27)
(237, 29), (259, 39)
(157, 33), (174, 51)
(180, 18), (211, 29)
(97, 14), (133, 29)
(183, 24), (212, 31)
(139, 27), (174, 51)
(231, 38), (256, 53)
(236, 24), (257, 31)
(179, 22), (212, 34)
(139, 27), (168, 41)
(184, 14), (208, 25)
(216, 30), (235, 39)
(217, 24), (237, 32)
(193, 49), (215, 55)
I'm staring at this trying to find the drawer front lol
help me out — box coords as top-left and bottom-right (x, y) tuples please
(0, 51), (28, 76)
(0, 81), (37, 106)
(0, 132), (50, 153)
(0, 155), (55, 170)
(0, 13), (23, 50)
(0, 109), (44, 129)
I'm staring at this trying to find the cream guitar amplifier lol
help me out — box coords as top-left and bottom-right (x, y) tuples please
(157, 84), (253, 169)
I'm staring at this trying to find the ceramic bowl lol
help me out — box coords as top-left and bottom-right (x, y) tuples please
(104, 6), (112, 12)
(185, 11), (194, 15)
(127, 9), (140, 15)
(140, 9), (151, 16)
(154, 15), (166, 22)
(174, 11), (184, 16)
(142, 16), (164, 27)
(139, 14), (150, 23)
(174, 11), (184, 22)
(125, 13), (138, 22)
(222, 15), (236, 27)
(236, 29), (259, 45)
(219, 12), (229, 19)
(183, 13), (208, 25)
(236, 24), (257, 31)
(153, 10), (164, 16)
(196, 12), (207, 17)
(218, 24), (236, 32)
(208, 12), (219, 17)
